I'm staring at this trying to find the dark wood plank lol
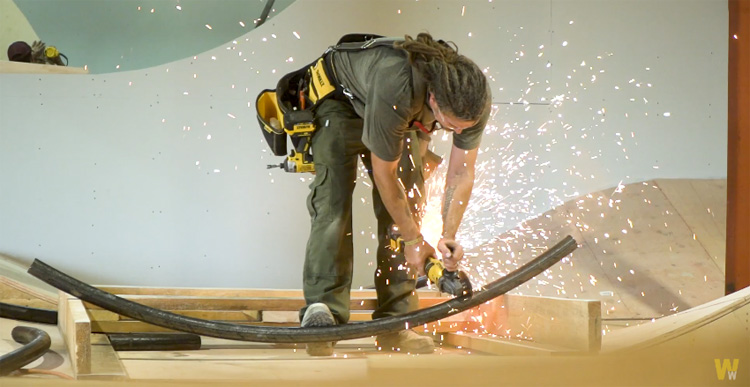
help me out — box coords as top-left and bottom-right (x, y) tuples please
(727, 0), (750, 294)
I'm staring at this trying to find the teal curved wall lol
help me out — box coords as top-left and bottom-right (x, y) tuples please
(13, 0), (294, 73)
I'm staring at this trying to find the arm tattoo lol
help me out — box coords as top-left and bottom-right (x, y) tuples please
(442, 186), (457, 223)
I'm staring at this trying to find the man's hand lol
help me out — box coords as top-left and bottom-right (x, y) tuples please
(403, 239), (436, 276)
(437, 238), (464, 272)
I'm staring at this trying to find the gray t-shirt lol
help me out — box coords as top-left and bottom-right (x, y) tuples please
(331, 45), (487, 161)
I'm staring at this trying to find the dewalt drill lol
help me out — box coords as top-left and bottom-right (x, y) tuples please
(389, 234), (473, 297)
(266, 111), (315, 173)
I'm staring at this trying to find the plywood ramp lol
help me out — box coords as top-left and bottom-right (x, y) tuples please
(467, 179), (727, 320)
(601, 285), (750, 353)
(0, 254), (58, 309)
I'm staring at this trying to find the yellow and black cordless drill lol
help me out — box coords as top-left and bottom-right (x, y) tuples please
(390, 234), (473, 297)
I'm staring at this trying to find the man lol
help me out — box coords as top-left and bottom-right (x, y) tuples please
(298, 33), (491, 356)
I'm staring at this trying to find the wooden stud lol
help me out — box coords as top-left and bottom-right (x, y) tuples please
(91, 320), (178, 334)
(89, 319), (483, 335)
(727, 0), (750, 294)
(87, 309), (262, 323)
(58, 292), (92, 375)
(82, 295), (447, 312)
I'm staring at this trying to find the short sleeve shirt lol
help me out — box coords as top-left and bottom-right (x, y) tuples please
(331, 46), (487, 161)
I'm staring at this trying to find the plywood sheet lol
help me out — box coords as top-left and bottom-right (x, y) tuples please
(656, 179), (727, 273)
(0, 254), (57, 304)
(469, 179), (727, 319)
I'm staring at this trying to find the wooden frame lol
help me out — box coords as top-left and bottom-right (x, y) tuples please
(54, 285), (601, 379)
(446, 294), (601, 354)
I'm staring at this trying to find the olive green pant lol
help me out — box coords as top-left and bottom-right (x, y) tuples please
(299, 98), (428, 324)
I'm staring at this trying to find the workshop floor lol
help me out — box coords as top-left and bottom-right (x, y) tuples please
(2, 179), (746, 386)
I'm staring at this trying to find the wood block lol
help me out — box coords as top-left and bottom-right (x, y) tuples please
(58, 292), (92, 375)
(468, 294), (601, 352)
(261, 311), (299, 323)
(79, 334), (129, 380)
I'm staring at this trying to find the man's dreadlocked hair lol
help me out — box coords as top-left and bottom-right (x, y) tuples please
(394, 33), (490, 122)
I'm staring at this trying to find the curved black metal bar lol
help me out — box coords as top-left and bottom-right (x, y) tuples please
(0, 326), (52, 376)
(27, 236), (577, 343)
(107, 333), (201, 351)
(0, 302), (58, 325)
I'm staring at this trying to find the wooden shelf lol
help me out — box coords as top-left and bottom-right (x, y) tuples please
(0, 60), (88, 74)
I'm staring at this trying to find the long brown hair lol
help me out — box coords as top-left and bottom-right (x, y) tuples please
(395, 33), (490, 121)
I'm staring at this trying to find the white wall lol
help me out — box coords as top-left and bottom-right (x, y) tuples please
(0, 0), (39, 57)
(0, 0), (727, 289)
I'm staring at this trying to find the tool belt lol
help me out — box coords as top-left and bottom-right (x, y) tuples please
(256, 34), (399, 173)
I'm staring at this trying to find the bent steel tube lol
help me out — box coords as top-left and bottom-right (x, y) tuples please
(107, 333), (202, 351)
(0, 326), (52, 376)
(27, 236), (577, 343)
(0, 302), (58, 325)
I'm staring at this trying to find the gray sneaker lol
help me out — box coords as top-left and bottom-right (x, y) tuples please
(300, 303), (336, 356)
(376, 329), (435, 354)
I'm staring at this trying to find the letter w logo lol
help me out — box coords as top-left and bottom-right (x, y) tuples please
(715, 359), (740, 381)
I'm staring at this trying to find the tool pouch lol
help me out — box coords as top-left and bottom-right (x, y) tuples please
(255, 90), (286, 156)
(255, 33), (394, 172)
(255, 56), (338, 164)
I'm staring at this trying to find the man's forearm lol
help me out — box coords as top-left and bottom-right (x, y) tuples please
(373, 170), (421, 240)
(441, 173), (474, 239)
